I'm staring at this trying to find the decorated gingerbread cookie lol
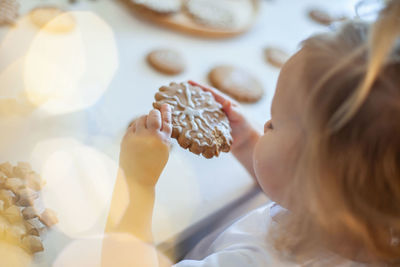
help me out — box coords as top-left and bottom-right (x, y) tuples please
(208, 65), (264, 103)
(132, 0), (182, 15)
(153, 82), (232, 158)
(185, 0), (235, 29)
(0, 0), (19, 26)
(147, 49), (185, 75)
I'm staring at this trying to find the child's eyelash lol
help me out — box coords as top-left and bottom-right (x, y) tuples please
(265, 120), (274, 131)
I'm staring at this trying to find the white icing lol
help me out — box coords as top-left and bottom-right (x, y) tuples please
(184, 84), (195, 108)
(158, 93), (186, 109)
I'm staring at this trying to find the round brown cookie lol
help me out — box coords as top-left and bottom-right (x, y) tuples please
(132, 0), (182, 15)
(153, 82), (232, 158)
(185, 0), (235, 29)
(29, 6), (75, 33)
(0, 0), (19, 26)
(308, 8), (347, 26)
(208, 65), (264, 103)
(147, 49), (185, 75)
(264, 46), (290, 69)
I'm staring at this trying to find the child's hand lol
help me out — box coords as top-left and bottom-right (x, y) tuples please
(119, 104), (172, 187)
(188, 81), (260, 153)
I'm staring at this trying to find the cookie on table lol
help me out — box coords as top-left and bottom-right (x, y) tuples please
(29, 6), (75, 33)
(308, 8), (347, 26)
(147, 49), (186, 75)
(153, 82), (232, 158)
(132, 0), (182, 15)
(185, 0), (235, 29)
(264, 46), (290, 69)
(208, 65), (264, 103)
(0, 0), (19, 26)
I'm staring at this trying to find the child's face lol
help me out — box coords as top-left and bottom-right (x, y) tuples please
(253, 49), (307, 206)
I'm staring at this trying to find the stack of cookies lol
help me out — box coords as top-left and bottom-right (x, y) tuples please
(0, 162), (58, 255)
(125, 0), (258, 37)
(131, 0), (249, 30)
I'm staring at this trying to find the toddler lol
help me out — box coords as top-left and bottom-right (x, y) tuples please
(103, 1), (400, 266)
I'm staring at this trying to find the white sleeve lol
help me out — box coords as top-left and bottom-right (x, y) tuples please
(172, 203), (297, 267)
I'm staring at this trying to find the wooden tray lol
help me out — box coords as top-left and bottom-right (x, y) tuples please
(120, 0), (260, 38)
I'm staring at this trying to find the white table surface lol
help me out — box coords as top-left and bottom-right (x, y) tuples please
(0, 0), (359, 265)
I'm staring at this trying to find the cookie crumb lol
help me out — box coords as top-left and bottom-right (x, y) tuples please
(22, 207), (38, 220)
(16, 188), (39, 207)
(0, 162), (14, 177)
(0, 189), (17, 208)
(24, 218), (46, 236)
(39, 208), (58, 227)
(22, 235), (44, 253)
(5, 177), (25, 194)
(4, 205), (23, 223)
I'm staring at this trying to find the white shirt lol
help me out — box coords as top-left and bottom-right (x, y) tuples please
(174, 203), (365, 267)
(50, 203), (366, 267)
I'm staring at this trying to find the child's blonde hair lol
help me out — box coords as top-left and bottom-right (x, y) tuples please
(273, 1), (400, 264)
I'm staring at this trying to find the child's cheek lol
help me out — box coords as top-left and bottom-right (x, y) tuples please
(253, 135), (285, 202)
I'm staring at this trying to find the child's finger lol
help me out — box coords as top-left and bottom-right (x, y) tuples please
(160, 104), (172, 136)
(147, 109), (162, 130)
(136, 115), (148, 132)
(222, 101), (239, 121)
